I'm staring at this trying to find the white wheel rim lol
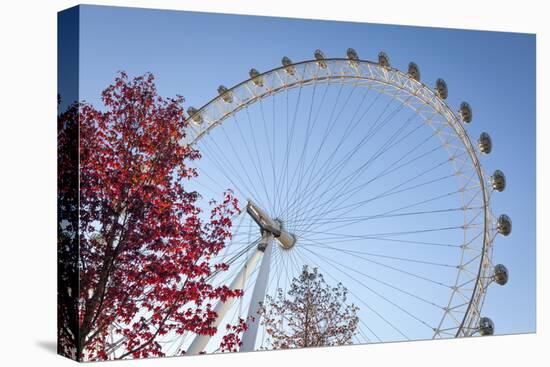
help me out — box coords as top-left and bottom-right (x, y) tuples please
(172, 58), (497, 352)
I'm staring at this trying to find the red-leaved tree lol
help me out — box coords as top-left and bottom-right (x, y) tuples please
(58, 72), (245, 360)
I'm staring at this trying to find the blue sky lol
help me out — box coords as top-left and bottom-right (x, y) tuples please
(67, 4), (536, 344)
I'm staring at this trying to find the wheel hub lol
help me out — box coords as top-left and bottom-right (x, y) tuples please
(246, 200), (296, 250)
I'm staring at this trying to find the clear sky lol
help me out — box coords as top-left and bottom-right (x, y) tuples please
(70, 4), (536, 345)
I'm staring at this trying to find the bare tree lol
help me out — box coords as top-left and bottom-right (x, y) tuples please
(259, 266), (359, 350)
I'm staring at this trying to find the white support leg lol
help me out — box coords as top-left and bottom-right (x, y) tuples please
(188, 200), (295, 355)
(240, 232), (274, 352)
(186, 248), (264, 355)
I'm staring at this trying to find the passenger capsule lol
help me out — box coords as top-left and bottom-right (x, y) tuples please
(479, 317), (495, 336)
(249, 68), (264, 87)
(314, 49), (328, 69)
(491, 170), (506, 192)
(493, 264), (509, 285)
(346, 48), (359, 61)
(459, 102), (473, 123)
(497, 214), (512, 236)
(186, 107), (202, 124)
(478, 132), (492, 154)
(282, 56), (296, 75)
(435, 78), (448, 99)
(408, 62), (421, 81)
(217, 85), (233, 103)
(346, 48), (360, 68)
(378, 52), (390, 68)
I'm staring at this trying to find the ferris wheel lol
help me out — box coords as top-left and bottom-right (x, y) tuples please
(167, 48), (511, 354)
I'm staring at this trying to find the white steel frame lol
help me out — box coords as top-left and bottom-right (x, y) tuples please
(184, 58), (496, 352)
